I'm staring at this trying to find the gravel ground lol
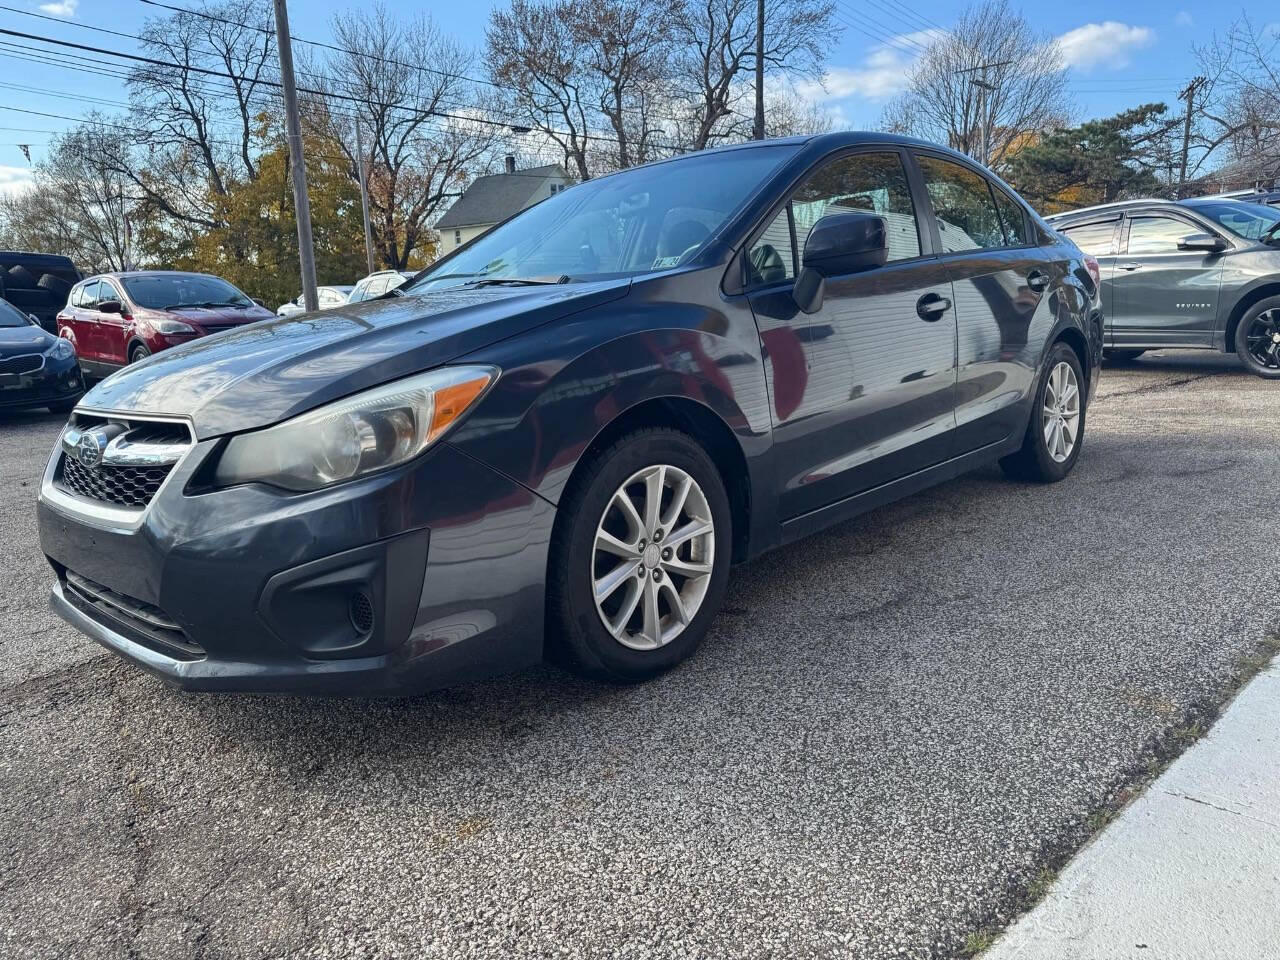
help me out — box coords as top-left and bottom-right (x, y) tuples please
(2, 350), (1278, 959)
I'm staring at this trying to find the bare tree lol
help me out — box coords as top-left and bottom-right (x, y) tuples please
(1193, 16), (1280, 186)
(880, 0), (1069, 169)
(668, 0), (836, 151)
(124, 0), (277, 231)
(308, 5), (500, 269)
(0, 122), (135, 272)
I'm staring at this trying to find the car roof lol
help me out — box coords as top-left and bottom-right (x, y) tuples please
(1045, 199), (1170, 223)
(0, 250), (78, 267)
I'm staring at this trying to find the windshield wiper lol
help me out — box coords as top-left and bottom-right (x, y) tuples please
(464, 275), (572, 288)
(167, 300), (248, 309)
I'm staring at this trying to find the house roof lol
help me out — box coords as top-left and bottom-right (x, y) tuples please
(436, 164), (569, 229)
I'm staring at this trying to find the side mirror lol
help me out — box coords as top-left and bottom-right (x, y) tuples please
(1177, 233), (1226, 253)
(98, 299), (122, 314)
(793, 212), (888, 314)
(28, 313), (40, 326)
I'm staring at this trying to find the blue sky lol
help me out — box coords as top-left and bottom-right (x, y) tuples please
(0, 0), (1270, 195)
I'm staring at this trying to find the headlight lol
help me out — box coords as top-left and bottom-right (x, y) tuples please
(213, 365), (498, 491)
(153, 319), (196, 335)
(47, 338), (75, 360)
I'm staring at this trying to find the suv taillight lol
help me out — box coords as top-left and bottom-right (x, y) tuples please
(1083, 255), (1101, 293)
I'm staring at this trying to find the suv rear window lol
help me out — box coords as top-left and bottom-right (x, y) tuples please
(1061, 220), (1118, 256)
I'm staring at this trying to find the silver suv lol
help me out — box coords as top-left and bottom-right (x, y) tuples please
(1047, 198), (1280, 378)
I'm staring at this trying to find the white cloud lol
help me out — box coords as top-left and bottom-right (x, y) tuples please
(798, 30), (943, 105)
(0, 165), (34, 198)
(1057, 22), (1155, 71)
(1174, 11), (1193, 28)
(38, 0), (78, 16)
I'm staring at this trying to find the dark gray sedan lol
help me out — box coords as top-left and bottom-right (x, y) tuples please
(1048, 197), (1280, 378)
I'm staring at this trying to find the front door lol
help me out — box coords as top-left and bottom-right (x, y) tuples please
(746, 148), (957, 520)
(1114, 214), (1224, 347)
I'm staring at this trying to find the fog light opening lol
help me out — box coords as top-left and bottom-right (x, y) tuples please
(349, 590), (375, 636)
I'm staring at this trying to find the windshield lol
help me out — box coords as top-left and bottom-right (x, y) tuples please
(0, 297), (33, 328)
(408, 145), (797, 292)
(1188, 201), (1280, 242)
(122, 274), (253, 310)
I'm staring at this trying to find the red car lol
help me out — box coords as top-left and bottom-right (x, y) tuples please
(56, 271), (275, 377)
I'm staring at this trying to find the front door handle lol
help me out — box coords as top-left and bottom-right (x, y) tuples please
(1118, 263), (1143, 272)
(916, 292), (952, 322)
(1026, 270), (1050, 292)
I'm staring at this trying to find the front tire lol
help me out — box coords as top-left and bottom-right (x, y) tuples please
(1001, 342), (1086, 483)
(129, 343), (151, 364)
(1234, 297), (1280, 379)
(548, 428), (732, 683)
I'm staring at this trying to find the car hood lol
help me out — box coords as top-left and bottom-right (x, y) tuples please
(81, 280), (631, 439)
(0, 325), (52, 354)
(155, 305), (277, 327)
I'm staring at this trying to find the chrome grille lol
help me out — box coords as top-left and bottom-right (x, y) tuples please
(52, 413), (193, 512)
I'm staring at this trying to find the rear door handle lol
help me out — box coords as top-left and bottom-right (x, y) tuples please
(1026, 270), (1050, 292)
(916, 292), (952, 322)
(1118, 263), (1143, 272)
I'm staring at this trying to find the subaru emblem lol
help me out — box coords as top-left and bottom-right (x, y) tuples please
(77, 431), (105, 469)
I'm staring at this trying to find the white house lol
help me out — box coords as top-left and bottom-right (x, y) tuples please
(435, 157), (572, 249)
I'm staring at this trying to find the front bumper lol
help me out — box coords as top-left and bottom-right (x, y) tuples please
(0, 356), (82, 410)
(38, 433), (554, 694)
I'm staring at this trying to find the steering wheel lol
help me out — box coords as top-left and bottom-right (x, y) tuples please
(748, 243), (786, 284)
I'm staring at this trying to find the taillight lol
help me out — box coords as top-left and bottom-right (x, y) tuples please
(1083, 255), (1101, 293)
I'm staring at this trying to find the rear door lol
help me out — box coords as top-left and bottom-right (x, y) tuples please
(70, 279), (105, 361)
(1113, 213), (1224, 347)
(745, 146), (958, 519)
(913, 152), (1059, 454)
(1058, 217), (1120, 337)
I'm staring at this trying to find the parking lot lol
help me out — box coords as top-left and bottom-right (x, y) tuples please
(1, 351), (1277, 959)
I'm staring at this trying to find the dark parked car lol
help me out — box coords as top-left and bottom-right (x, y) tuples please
(38, 133), (1101, 694)
(0, 251), (80, 333)
(1047, 198), (1280, 378)
(0, 297), (82, 414)
(56, 271), (275, 377)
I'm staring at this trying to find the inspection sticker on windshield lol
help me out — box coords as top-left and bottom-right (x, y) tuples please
(652, 256), (682, 269)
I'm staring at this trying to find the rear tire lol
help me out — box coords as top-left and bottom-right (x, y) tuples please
(1233, 296), (1280, 379)
(547, 428), (732, 683)
(1001, 342), (1086, 483)
(1103, 348), (1145, 364)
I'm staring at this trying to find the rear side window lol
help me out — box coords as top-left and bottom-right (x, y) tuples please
(991, 187), (1029, 246)
(79, 280), (101, 308)
(1126, 216), (1196, 254)
(1061, 220), (1119, 256)
(917, 155), (1005, 252)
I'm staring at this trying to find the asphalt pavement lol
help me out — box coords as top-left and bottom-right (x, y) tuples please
(2, 350), (1278, 959)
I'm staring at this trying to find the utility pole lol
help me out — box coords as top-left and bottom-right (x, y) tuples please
(957, 60), (1009, 167)
(273, 0), (318, 312)
(1177, 76), (1206, 199)
(355, 120), (376, 275)
(753, 0), (765, 140)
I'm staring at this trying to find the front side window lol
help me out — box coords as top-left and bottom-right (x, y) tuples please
(1187, 201), (1280, 242)
(121, 274), (252, 310)
(918, 155), (1005, 252)
(1126, 216), (1198, 255)
(747, 207), (795, 285)
(408, 144), (797, 291)
(1061, 220), (1119, 256)
(792, 152), (921, 263)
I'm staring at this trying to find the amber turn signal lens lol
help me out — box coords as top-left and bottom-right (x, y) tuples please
(428, 373), (494, 443)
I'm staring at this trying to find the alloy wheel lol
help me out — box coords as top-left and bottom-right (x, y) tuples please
(1244, 308), (1280, 370)
(1042, 361), (1081, 463)
(591, 463), (715, 651)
